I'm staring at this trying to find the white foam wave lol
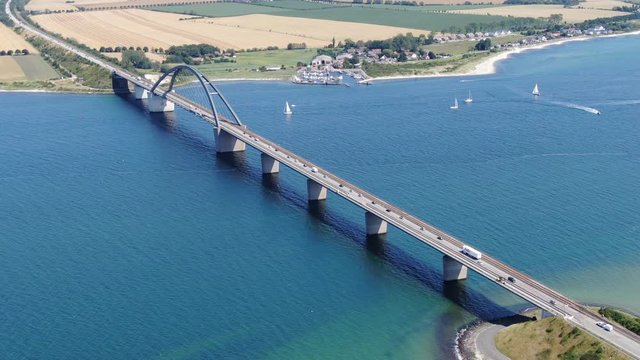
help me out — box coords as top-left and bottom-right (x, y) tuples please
(549, 101), (601, 115)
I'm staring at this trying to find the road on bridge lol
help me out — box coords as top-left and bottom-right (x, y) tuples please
(7, 1), (639, 357)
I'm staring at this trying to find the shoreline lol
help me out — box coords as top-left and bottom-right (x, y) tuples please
(455, 309), (536, 360)
(365, 30), (640, 83)
(455, 304), (640, 360)
(2, 30), (639, 93)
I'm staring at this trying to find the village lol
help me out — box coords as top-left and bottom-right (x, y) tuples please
(291, 25), (613, 84)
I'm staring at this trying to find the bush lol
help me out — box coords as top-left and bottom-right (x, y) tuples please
(121, 49), (153, 69)
(599, 308), (640, 335)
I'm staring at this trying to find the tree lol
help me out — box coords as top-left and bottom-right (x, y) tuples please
(121, 50), (153, 69)
(7, 50), (13, 55)
(99, 46), (106, 52)
(398, 51), (408, 62)
(474, 38), (492, 51)
(114, 46), (122, 52)
(22, 49), (29, 55)
(427, 51), (435, 59)
(143, 46), (149, 52)
(549, 13), (563, 24)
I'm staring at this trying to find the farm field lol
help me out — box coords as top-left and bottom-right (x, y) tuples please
(0, 57), (27, 81)
(32, 9), (432, 50)
(26, 0), (218, 11)
(0, 24), (37, 53)
(152, 2), (285, 17)
(330, 0), (505, 4)
(0, 55), (56, 82)
(578, 0), (630, 9)
(455, 4), (626, 23)
(14, 55), (59, 81)
(152, 3), (509, 31)
(153, 1), (496, 17)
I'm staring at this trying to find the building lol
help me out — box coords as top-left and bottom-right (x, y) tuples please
(311, 55), (333, 67)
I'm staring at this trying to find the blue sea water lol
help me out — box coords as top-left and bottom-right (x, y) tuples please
(1, 35), (639, 359)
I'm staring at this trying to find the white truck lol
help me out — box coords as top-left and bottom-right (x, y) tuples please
(461, 245), (482, 260)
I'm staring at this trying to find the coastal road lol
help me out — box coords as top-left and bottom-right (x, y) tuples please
(7, 1), (640, 358)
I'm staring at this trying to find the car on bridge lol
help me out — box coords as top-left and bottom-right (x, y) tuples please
(508, 276), (516, 283)
(597, 322), (613, 332)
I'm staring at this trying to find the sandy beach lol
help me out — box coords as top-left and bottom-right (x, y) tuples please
(365, 30), (640, 83)
(455, 312), (535, 360)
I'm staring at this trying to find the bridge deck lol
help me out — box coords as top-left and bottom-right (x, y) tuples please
(6, 0), (640, 356)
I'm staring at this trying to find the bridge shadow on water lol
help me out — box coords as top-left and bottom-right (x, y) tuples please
(124, 98), (522, 357)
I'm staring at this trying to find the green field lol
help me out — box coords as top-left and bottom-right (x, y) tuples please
(15, 55), (59, 81)
(427, 34), (523, 55)
(253, 0), (349, 10)
(152, 1), (509, 31)
(357, 3), (498, 11)
(194, 48), (316, 79)
(153, 2), (284, 17)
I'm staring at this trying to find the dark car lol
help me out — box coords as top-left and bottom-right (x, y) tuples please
(508, 276), (516, 283)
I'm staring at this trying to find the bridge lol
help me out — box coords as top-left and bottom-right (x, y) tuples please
(6, 1), (640, 357)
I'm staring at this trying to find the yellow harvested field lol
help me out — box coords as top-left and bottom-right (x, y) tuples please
(25, 0), (77, 11)
(32, 10), (428, 49)
(0, 57), (27, 81)
(27, 0), (217, 11)
(578, 0), (628, 10)
(0, 24), (37, 53)
(455, 5), (626, 23)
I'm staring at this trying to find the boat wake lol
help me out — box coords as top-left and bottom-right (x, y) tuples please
(594, 99), (640, 106)
(549, 101), (601, 115)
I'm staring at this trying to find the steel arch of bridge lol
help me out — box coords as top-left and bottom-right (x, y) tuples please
(151, 65), (243, 128)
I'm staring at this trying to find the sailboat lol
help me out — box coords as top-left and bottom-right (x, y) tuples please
(464, 90), (473, 104)
(284, 101), (293, 115)
(450, 97), (459, 110)
(532, 83), (540, 96)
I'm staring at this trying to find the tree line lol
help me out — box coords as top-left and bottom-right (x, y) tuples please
(504, 0), (578, 5)
(0, 49), (30, 55)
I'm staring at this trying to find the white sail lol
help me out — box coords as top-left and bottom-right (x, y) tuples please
(284, 101), (293, 115)
(532, 83), (540, 96)
(464, 90), (473, 103)
(450, 97), (459, 110)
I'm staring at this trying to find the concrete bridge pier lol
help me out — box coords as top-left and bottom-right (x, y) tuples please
(307, 179), (327, 201)
(134, 85), (149, 99)
(148, 94), (175, 113)
(365, 211), (388, 235)
(443, 255), (468, 281)
(260, 153), (280, 174)
(111, 73), (130, 95)
(215, 128), (246, 153)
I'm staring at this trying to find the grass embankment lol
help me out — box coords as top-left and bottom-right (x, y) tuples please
(495, 317), (630, 360)
(362, 52), (489, 77)
(24, 36), (113, 90)
(599, 308), (640, 336)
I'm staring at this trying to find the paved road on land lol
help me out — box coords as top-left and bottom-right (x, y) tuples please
(7, 1), (640, 357)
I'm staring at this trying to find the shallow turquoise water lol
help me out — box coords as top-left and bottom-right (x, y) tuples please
(1, 35), (639, 359)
